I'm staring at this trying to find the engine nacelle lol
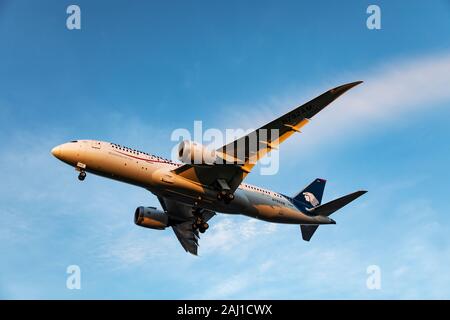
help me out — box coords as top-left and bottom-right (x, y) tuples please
(134, 206), (168, 230)
(178, 140), (217, 165)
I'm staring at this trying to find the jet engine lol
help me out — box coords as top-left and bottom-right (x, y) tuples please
(134, 206), (168, 230)
(178, 140), (217, 165)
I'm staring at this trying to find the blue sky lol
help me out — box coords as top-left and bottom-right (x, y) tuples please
(1, 0), (450, 299)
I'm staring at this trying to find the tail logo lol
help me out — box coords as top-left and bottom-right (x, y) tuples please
(303, 192), (319, 207)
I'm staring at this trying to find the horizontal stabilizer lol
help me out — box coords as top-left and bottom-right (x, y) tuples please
(300, 225), (319, 241)
(313, 190), (367, 217)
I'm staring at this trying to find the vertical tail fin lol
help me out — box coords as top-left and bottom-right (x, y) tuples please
(293, 178), (326, 208)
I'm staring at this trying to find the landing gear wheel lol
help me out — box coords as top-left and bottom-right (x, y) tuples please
(78, 171), (86, 181)
(217, 191), (234, 203)
(193, 217), (203, 230)
(193, 218), (209, 233)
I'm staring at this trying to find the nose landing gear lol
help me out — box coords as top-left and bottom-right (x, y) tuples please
(76, 162), (87, 181)
(78, 171), (86, 181)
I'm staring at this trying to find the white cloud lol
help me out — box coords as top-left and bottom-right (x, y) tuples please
(201, 216), (278, 253)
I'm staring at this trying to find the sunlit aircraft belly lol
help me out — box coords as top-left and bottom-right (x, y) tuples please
(75, 143), (315, 224)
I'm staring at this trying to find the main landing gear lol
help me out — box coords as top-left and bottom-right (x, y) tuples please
(192, 207), (209, 234)
(215, 178), (234, 204)
(193, 216), (209, 234)
(216, 190), (234, 204)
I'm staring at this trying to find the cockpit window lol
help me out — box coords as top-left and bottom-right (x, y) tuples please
(70, 140), (78, 143)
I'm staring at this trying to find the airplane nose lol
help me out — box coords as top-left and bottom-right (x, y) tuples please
(51, 145), (61, 158)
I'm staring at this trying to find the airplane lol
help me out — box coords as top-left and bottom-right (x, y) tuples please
(51, 81), (367, 255)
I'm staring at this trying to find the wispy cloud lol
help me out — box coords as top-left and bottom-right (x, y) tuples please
(201, 216), (278, 254)
(195, 257), (279, 299)
(202, 275), (251, 299)
(217, 52), (450, 151)
(97, 231), (175, 267)
(303, 52), (450, 146)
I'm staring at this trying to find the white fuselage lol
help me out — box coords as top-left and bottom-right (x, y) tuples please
(51, 140), (334, 225)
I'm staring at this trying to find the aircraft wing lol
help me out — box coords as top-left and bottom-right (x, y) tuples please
(157, 196), (215, 255)
(172, 81), (362, 192)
